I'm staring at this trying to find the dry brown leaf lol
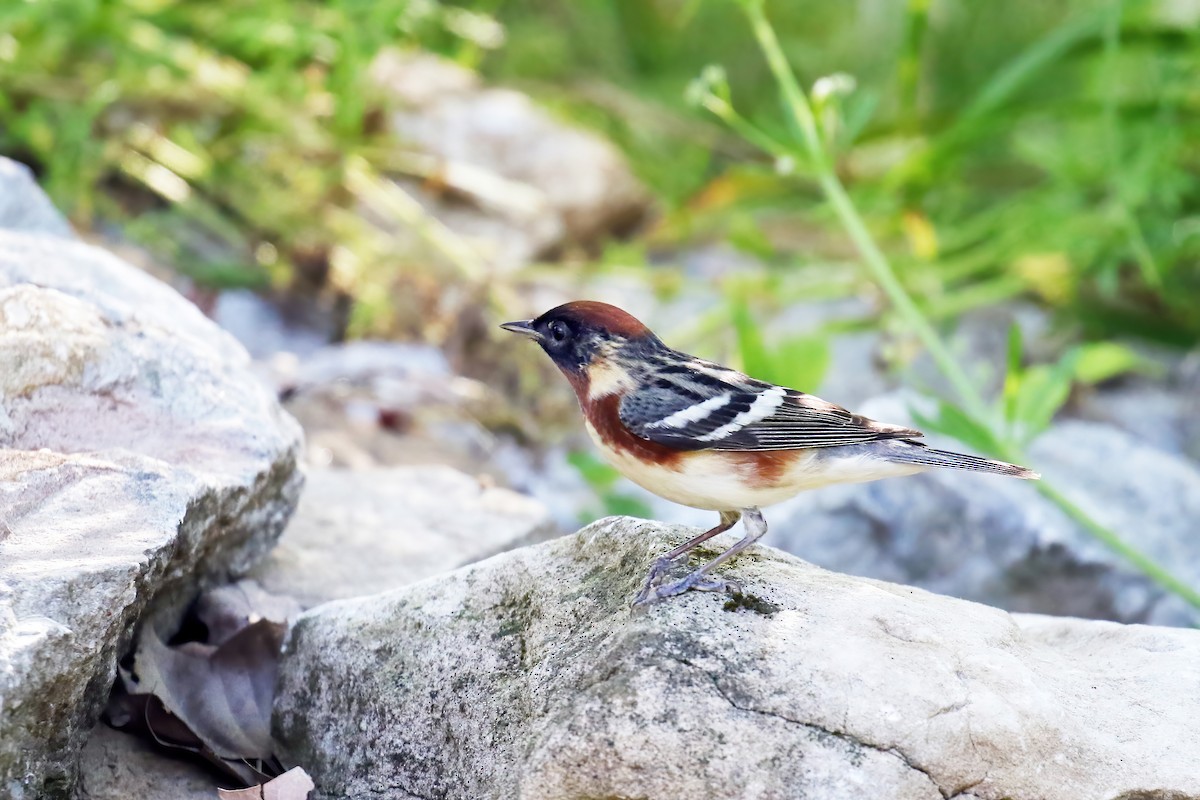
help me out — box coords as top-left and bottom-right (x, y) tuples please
(197, 581), (301, 646)
(120, 618), (286, 759)
(107, 580), (298, 785)
(217, 767), (315, 800)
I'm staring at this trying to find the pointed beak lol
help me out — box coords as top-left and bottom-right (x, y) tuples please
(500, 320), (542, 341)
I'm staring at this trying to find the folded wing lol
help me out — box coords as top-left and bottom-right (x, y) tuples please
(619, 359), (921, 452)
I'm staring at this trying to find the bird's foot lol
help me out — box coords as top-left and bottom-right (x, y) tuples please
(632, 568), (742, 608)
(632, 556), (680, 606)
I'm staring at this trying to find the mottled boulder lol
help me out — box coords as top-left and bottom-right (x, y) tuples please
(273, 340), (501, 472)
(0, 166), (303, 798)
(274, 518), (1200, 800)
(250, 465), (556, 608)
(1074, 363), (1200, 463)
(370, 50), (650, 270)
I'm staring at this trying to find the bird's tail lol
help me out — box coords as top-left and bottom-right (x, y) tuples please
(886, 442), (1040, 480)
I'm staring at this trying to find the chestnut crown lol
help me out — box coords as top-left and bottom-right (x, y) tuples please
(500, 301), (660, 373)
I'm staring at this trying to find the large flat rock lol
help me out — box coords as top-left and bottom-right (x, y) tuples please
(274, 517), (1200, 800)
(0, 165), (303, 798)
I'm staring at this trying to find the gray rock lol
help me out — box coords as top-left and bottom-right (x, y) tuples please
(1073, 358), (1200, 463)
(275, 340), (505, 473)
(0, 226), (303, 796)
(250, 466), (555, 608)
(274, 518), (1200, 800)
(760, 394), (1200, 627)
(212, 289), (334, 361)
(0, 158), (74, 238)
(75, 726), (216, 800)
(370, 51), (650, 271)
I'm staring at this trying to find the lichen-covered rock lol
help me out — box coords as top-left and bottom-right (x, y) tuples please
(274, 517), (1200, 800)
(0, 165), (303, 798)
(250, 465), (555, 607)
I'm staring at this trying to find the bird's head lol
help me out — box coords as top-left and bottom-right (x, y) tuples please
(501, 301), (661, 397)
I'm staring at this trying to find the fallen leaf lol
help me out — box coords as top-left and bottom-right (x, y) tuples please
(121, 618), (286, 760)
(107, 580), (298, 785)
(197, 581), (300, 646)
(217, 767), (315, 800)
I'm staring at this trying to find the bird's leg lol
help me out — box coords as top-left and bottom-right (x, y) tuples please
(634, 507), (767, 605)
(632, 510), (741, 606)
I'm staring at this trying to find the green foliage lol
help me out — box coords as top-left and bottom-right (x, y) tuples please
(728, 293), (829, 391)
(919, 327), (1150, 451)
(8, 0), (1200, 346)
(0, 0), (491, 291)
(709, 1), (1200, 612)
(483, 0), (1200, 346)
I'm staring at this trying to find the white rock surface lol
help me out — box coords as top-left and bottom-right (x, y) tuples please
(250, 466), (556, 607)
(371, 50), (649, 270)
(0, 164), (303, 798)
(274, 517), (1200, 800)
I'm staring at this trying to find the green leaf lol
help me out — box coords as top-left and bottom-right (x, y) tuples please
(727, 212), (775, 260)
(729, 295), (775, 379)
(1002, 323), (1022, 426)
(1072, 341), (1148, 385)
(1012, 349), (1080, 441)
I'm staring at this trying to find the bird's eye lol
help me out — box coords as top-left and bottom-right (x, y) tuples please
(547, 320), (570, 343)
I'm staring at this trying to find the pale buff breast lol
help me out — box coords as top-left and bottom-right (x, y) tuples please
(584, 419), (925, 511)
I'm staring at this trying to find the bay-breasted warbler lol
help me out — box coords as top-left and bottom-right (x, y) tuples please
(502, 301), (1037, 606)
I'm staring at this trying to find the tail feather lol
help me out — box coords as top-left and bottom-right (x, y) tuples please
(889, 442), (1040, 480)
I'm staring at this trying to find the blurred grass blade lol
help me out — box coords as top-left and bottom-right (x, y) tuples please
(958, 6), (1110, 125)
(1003, 323), (1022, 428)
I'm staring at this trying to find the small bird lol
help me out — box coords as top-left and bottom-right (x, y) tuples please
(502, 301), (1038, 606)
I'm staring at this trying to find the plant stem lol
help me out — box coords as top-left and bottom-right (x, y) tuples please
(817, 173), (992, 421)
(737, 0), (1200, 610)
(745, 0), (988, 420)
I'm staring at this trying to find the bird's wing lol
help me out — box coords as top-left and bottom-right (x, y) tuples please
(618, 357), (922, 452)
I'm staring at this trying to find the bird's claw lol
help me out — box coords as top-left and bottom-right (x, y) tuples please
(632, 568), (742, 608)
(631, 555), (680, 606)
